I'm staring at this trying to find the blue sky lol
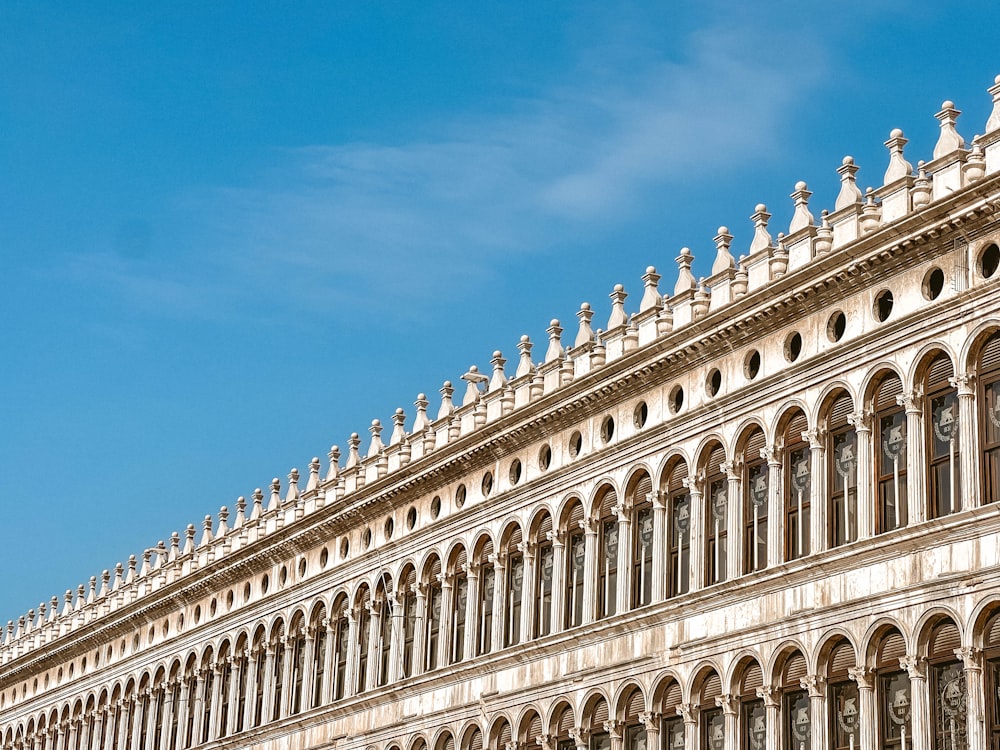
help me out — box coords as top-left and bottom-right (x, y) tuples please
(1, 1), (998, 621)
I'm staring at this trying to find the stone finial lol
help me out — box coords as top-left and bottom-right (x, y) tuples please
(860, 187), (881, 234)
(217, 507), (230, 536)
(788, 182), (814, 233)
(285, 468), (300, 502)
(126, 555), (137, 584)
(515, 335), (534, 378)
(75, 584), (85, 611)
(62, 590), (73, 617)
(412, 394), (430, 432)
(575, 303), (594, 346)
(711, 228), (735, 274)
(367, 420), (384, 458)
(987, 75), (1000, 133)
(815, 210), (833, 256)
(234, 497), (246, 529)
(883, 128), (912, 183)
(169, 533), (180, 561)
(545, 320), (564, 362)
(437, 381), (455, 419)
(326, 446), (341, 482)
(267, 477), (282, 511)
(732, 258), (749, 299)
(24, 609), (34, 633)
(88, 577), (97, 603)
(639, 266), (661, 312)
(199, 515), (213, 548)
(251, 488), (264, 520)
(112, 562), (124, 591)
(48, 595), (59, 621)
(489, 351), (507, 392)
(933, 100), (965, 159)
(772, 234), (789, 278)
(461, 366), (488, 404)
(748, 205), (773, 254)
(912, 161), (932, 208)
(346, 433), (362, 468)
(964, 140), (986, 183)
(307, 458), (321, 492)
(674, 248), (696, 294)
(99, 570), (110, 597)
(389, 409), (407, 445)
(154, 540), (167, 568)
(140, 550), (151, 577)
(835, 156), (863, 210)
(607, 284), (628, 329)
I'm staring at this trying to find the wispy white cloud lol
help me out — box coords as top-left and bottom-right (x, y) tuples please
(60, 9), (827, 323)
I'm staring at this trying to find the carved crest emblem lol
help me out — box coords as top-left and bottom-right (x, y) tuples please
(711, 486), (727, 521)
(835, 433), (856, 480)
(791, 455), (810, 493)
(836, 695), (859, 736)
(932, 401), (957, 444)
(883, 422), (906, 462)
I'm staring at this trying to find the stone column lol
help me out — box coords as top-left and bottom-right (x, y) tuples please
(957, 647), (985, 750)
(550, 531), (567, 634)
(806, 430), (827, 555)
(848, 667), (875, 750)
(570, 728), (590, 750)
(437, 578), (453, 668)
(260, 645), (276, 721)
(756, 687), (781, 750)
(605, 720), (624, 750)
(242, 649), (258, 727)
(91, 712), (104, 750)
(521, 543), (537, 641)
(764, 445), (783, 568)
(464, 570), (479, 657)
(321, 620), (336, 704)
(685, 474), (704, 591)
(724, 461), (742, 581)
(55, 722), (66, 750)
(900, 656), (929, 750)
(129, 694), (145, 750)
(952, 374), (979, 510)
(225, 660), (240, 736)
(67, 719), (79, 750)
(342, 610), (358, 694)
(802, 675), (827, 750)
(389, 594), (405, 684)
(411, 588), (427, 676)
(849, 412), (874, 540)
(144, 688), (160, 748)
(491, 556), (506, 649)
(718, 694), (739, 750)
(650, 491), (667, 602)
(582, 521), (598, 623)
(301, 630), (316, 710)
(615, 503), (632, 614)
(191, 672), (206, 744)
(281, 637), (297, 715)
(80, 713), (93, 750)
(365, 602), (382, 689)
(677, 703), (699, 750)
(208, 663), (224, 737)
(160, 682), (176, 750)
(640, 713), (660, 750)
(898, 393), (924, 526)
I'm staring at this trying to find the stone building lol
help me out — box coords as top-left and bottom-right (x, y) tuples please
(6, 74), (1000, 750)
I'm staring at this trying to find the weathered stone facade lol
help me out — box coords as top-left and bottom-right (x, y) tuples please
(6, 76), (1000, 750)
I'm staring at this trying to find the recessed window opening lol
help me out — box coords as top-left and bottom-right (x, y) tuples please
(874, 289), (894, 322)
(923, 266), (945, 300)
(827, 311), (847, 342)
(706, 368), (722, 397)
(785, 332), (803, 362)
(745, 350), (761, 380)
(980, 243), (1000, 278)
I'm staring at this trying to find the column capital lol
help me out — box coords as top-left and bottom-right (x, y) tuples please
(639, 711), (661, 727)
(803, 428), (826, 451)
(848, 665), (874, 690)
(716, 693), (739, 715)
(955, 646), (983, 671)
(896, 391), (922, 413)
(682, 469), (705, 494)
(755, 685), (781, 707)
(848, 409), (872, 431)
(949, 373), (976, 396)
(602, 720), (623, 740)
(676, 702), (699, 725)
(800, 674), (826, 698)
(570, 727), (590, 748)
(762, 443), (783, 466)
(899, 654), (927, 679)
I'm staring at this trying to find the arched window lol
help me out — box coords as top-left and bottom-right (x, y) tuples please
(309, 607), (326, 709)
(424, 560), (442, 671)
(376, 583), (393, 685)
(979, 333), (1000, 503)
(136, 678), (150, 750)
(983, 610), (1000, 747)
(398, 567), (417, 677)
(780, 651), (809, 750)
(563, 501), (586, 629)
(520, 710), (543, 750)
(630, 474), (654, 608)
(742, 430), (767, 574)
(596, 488), (619, 618)
(826, 640), (858, 750)
(331, 599), (349, 701)
(475, 545), (494, 656)
(354, 589), (370, 692)
(183, 658), (198, 742)
(167, 664), (181, 746)
(550, 704), (577, 750)
(250, 631), (265, 727)
(875, 629), (909, 750)
(783, 412), (811, 561)
(827, 392), (858, 547)
(874, 373), (907, 533)
(925, 354), (960, 518)
(216, 642), (232, 734)
(927, 620), (966, 749)
(622, 688), (647, 750)
(664, 461), (690, 598)
(287, 619), (305, 715)
(699, 672), (724, 750)
(151, 676), (165, 749)
(504, 529), (524, 647)
(737, 661), (765, 750)
(269, 626), (283, 721)
(533, 514), (554, 638)
(450, 549), (468, 664)
(585, 698), (611, 750)
(658, 680), (684, 750)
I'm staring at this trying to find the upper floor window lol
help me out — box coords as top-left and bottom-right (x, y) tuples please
(398, 569), (417, 678)
(564, 501), (586, 629)
(630, 474), (654, 608)
(450, 552), (468, 664)
(354, 595), (370, 693)
(781, 652), (810, 750)
(925, 354), (960, 518)
(665, 461), (690, 598)
(504, 530), (524, 647)
(704, 445), (728, 585)
(874, 373), (907, 533)
(743, 431), (767, 574)
(827, 392), (858, 547)
(980, 333), (1000, 503)
(376, 589), (393, 685)
(475, 547), (494, 656)
(423, 565), (442, 672)
(875, 629), (910, 750)
(783, 412), (811, 561)
(534, 514), (554, 638)
(927, 620), (966, 750)
(596, 488), (619, 619)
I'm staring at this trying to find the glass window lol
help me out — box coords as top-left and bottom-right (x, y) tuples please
(633, 504), (654, 607)
(424, 580), (441, 671)
(878, 671), (911, 750)
(505, 552), (523, 647)
(784, 690), (810, 750)
(828, 393), (858, 547)
(565, 529), (585, 628)
(875, 376), (907, 533)
(663, 716), (685, 750)
(668, 485), (690, 598)
(355, 606), (369, 692)
(536, 540), (554, 637)
(597, 498), (619, 619)
(402, 588), (417, 678)
(703, 707), (724, 750)
(378, 598), (392, 683)
(980, 334), (1000, 503)
(784, 415), (811, 561)
(451, 573), (467, 663)
(743, 699), (766, 750)
(744, 434), (767, 573)
(477, 561), (494, 655)
(926, 355), (960, 518)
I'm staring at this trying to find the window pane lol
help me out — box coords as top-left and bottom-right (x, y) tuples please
(931, 661), (967, 750)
